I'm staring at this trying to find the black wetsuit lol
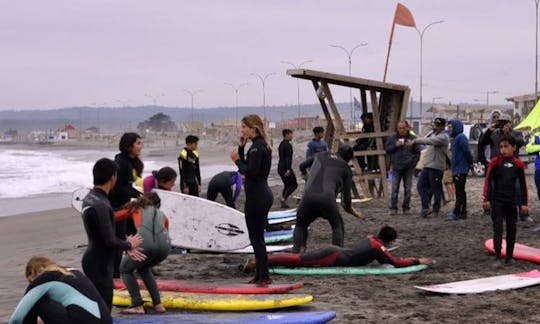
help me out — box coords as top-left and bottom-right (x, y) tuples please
(9, 270), (112, 324)
(483, 155), (528, 260)
(178, 147), (201, 196)
(278, 139), (298, 200)
(206, 171), (242, 209)
(235, 136), (274, 283)
(266, 236), (419, 268)
(109, 153), (140, 277)
(81, 188), (132, 311)
(295, 152), (353, 252)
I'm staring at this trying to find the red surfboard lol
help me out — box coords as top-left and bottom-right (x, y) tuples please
(113, 279), (303, 294)
(484, 238), (540, 263)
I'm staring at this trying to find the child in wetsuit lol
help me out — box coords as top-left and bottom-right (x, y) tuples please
(483, 135), (528, 266)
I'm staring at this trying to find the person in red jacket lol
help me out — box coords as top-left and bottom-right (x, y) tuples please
(243, 226), (433, 271)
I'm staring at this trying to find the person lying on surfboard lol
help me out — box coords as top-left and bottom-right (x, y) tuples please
(243, 226), (433, 271)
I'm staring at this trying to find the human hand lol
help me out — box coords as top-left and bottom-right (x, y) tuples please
(419, 257), (434, 265)
(522, 205), (529, 215)
(239, 136), (247, 147)
(127, 234), (143, 249)
(406, 140), (414, 147)
(396, 139), (404, 147)
(483, 201), (490, 212)
(127, 248), (147, 262)
(230, 150), (240, 162)
(285, 170), (292, 177)
(198, 185), (202, 193)
(182, 187), (189, 194)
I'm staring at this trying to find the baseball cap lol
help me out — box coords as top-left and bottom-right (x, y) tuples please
(433, 117), (446, 126)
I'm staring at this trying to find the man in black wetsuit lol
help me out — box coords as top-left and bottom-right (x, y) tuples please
(206, 171), (242, 209)
(278, 129), (298, 208)
(244, 226), (433, 270)
(81, 158), (145, 311)
(295, 145), (362, 253)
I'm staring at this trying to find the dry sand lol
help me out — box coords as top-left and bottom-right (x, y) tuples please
(3, 140), (540, 323)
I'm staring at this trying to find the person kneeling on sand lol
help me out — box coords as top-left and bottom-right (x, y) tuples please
(114, 192), (172, 314)
(244, 226), (433, 271)
(10, 256), (112, 324)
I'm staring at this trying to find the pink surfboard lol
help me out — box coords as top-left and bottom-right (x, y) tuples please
(113, 279), (303, 294)
(484, 238), (540, 263)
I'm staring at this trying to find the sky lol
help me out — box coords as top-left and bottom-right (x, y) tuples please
(0, 0), (538, 112)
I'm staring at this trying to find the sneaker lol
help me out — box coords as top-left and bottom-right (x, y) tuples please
(421, 209), (432, 218)
(521, 215), (533, 222)
(390, 209), (398, 215)
(447, 212), (458, 221)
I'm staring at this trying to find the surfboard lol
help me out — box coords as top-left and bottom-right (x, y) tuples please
(71, 187), (90, 212)
(113, 290), (313, 311)
(113, 311), (336, 324)
(268, 209), (297, 220)
(293, 195), (372, 204)
(484, 238), (540, 263)
(265, 229), (293, 244)
(268, 216), (296, 224)
(270, 264), (427, 275)
(229, 244), (293, 254)
(415, 269), (540, 294)
(153, 189), (252, 251)
(113, 279), (302, 294)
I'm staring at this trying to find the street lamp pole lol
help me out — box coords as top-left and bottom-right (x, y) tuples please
(416, 20), (444, 117)
(250, 72), (276, 120)
(486, 90), (498, 107)
(329, 43), (368, 122)
(280, 60), (312, 128)
(183, 89), (203, 126)
(224, 82), (248, 127)
(145, 93), (164, 106)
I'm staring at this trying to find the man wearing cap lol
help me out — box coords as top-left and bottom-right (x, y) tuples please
(408, 117), (449, 218)
(480, 114), (530, 222)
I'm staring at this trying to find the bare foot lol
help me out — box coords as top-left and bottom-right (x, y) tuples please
(120, 305), (145, 314)
(154, 304), (166, 313)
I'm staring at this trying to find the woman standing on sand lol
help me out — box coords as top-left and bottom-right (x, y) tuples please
(230, 115), (274, 286)
(9, 256), (112, 324)
(109, 132), (144, 278)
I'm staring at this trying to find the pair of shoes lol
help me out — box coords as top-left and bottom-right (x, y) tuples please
(421, 209), (432, 218)
(390, 209), (398, 215)
(121, 306), (146, 315)
(446, 212), (458, 221)
(492, 258), (503, 268)
(242, 259), (256, 274)
(154, 304), (166, 313)
(505, 258), (516, 266)
(521, 215), (533, 222)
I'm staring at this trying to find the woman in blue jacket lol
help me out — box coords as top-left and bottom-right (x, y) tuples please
(447, 120), (473, 220)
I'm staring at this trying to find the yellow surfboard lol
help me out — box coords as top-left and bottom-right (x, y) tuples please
(113, 290), (313, 311)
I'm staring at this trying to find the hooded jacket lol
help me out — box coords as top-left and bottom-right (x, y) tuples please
(448, 120), (473, 175)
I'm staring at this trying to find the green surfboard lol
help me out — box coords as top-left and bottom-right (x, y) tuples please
(269, 264), (427, 276)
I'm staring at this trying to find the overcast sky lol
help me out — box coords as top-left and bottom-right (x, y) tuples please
(0, 1), (537, 111)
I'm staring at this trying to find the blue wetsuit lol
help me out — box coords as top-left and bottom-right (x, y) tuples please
(9, 269), (111, 324)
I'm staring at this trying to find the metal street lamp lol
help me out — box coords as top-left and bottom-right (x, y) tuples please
(281, 60), (312, 129)
(183, 89), (203, 126)
(486, 90), (498, 107)
(224, 82), (248, 127)
(145, 93), (165, 106)
(329, 43), (368, 122)
(416, 20), (444, 116)
(250, 72), (276, 120)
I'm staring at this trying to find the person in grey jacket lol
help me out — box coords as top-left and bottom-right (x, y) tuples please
(385, 120), (420, 215)
(409, 117), (449, 217)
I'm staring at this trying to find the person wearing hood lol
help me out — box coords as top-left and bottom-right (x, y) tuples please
(446, 120), (473, 221)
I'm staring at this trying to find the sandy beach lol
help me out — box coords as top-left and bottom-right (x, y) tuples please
(3, 140), (540, 323)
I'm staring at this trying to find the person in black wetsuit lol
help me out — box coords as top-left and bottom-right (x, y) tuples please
(230, 114), (274, 286)
(295, 145), (362, 253)
(109, 132), (144, 278)
(81, 158), (145, 311)
(178, 134), (202, 196)
(483, 135), (528, 267)
(278, 128), (298, 209)
(243, 226), (433, 271)
(206, 171), (243, 209)
(9, 256), (112, 324)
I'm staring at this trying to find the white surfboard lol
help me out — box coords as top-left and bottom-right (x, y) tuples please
(72, 187), (90, 212)
(293, 195), (371, 204)
(154, 189), (251, 251)
(415, 269), (540, 294)
(268, 216), (296, 225)
(228, 244), (293, 254)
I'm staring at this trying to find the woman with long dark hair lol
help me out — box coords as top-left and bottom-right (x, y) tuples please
(230, 115), (274, 286)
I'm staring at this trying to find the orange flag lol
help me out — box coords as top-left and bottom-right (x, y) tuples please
(383, 3), (417, 82)
(394, 3), (416, 27)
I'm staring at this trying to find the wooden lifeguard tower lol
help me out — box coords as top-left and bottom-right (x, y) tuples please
(287, 69), (410, 199)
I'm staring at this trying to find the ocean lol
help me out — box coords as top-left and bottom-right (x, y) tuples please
(0, 147), (231, 217)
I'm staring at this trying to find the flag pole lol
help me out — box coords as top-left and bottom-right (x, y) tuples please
(383, 20), (396, 82)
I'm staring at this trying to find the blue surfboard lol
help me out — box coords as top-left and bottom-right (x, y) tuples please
(268, 209), (297, 220)
(114, 310), (337, 324)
